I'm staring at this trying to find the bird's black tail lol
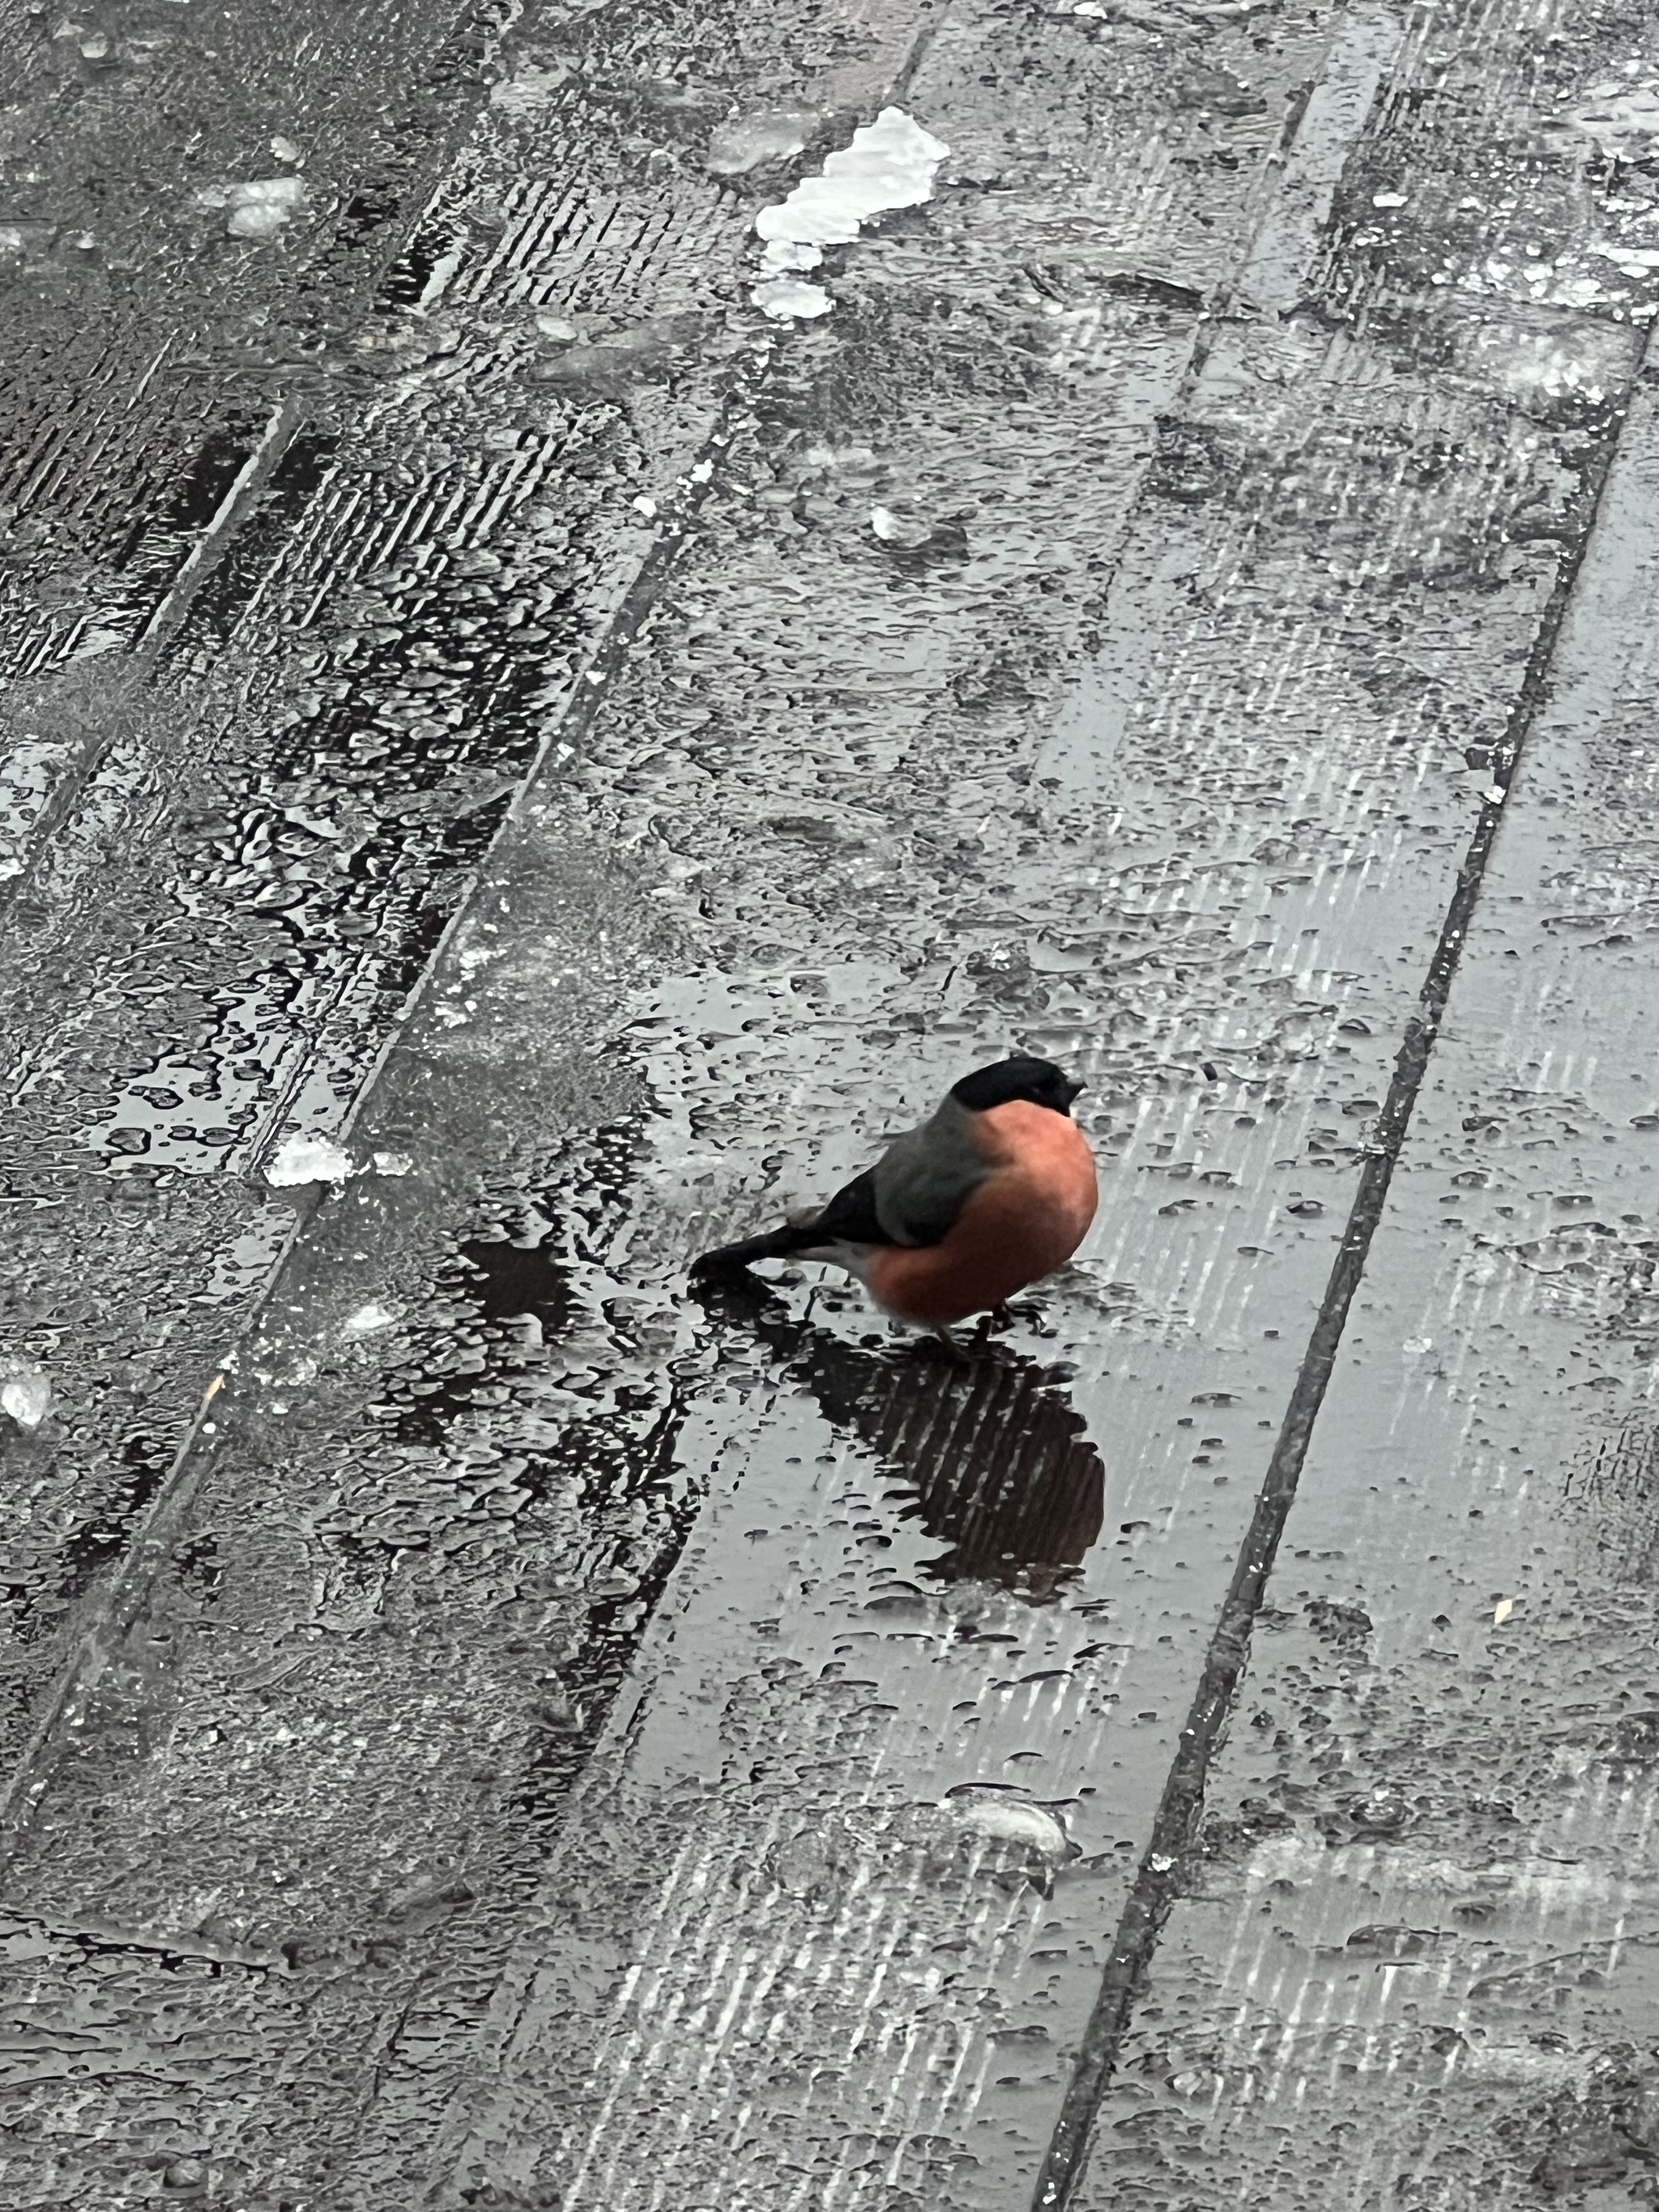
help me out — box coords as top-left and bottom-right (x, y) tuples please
(690, 1168), (888, 1281)
(689, 1218), (821, 1278)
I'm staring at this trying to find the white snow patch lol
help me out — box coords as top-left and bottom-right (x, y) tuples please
(1, 1366), (51, 1429)
(1595, 241), (1659, 275)
(194, 176), (308, 241)
(750, 106), (948, 319)
(265, 1135), (354, 1187)
(753, 275), (833, 320)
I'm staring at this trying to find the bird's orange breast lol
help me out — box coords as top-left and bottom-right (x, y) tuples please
(865, 1102), (1097, 1326)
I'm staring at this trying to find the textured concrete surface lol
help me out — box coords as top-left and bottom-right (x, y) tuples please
(2, 0), (1659, 2205)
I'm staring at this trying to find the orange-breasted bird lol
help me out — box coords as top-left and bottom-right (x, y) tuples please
(690, 1055), (1097, 1328)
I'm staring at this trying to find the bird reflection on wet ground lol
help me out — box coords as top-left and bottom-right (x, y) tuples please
(690, 1272), (1106, 1602)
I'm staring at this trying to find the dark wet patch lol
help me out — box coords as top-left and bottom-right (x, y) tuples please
(386, 1219), (577, 1448)
(338, 179), (403, 252)
(54, 1433), (173, 1606)
(180, 430), (342, 644)
(510, 1397), (696, 1821)
(1498, 2046), (1659, 2196)
(112, 420), (259, 578)
(1567, 1416), (1659, 1581)
(774, 287), (1054, 438)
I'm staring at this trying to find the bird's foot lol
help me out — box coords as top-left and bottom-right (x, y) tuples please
(972, 1303), (1020, 1345)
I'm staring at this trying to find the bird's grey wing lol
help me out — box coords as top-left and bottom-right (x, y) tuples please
(870, 1097), (990, 1246)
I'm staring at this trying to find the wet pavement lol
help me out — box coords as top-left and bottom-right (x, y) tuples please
(3, 0), (1659, 2204)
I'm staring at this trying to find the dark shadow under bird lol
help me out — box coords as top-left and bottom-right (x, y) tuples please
(690, 1266), (1107, 1598)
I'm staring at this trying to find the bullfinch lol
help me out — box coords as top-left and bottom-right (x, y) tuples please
(690, 1054), (1097, 1327)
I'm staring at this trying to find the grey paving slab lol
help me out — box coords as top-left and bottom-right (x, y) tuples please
(1066, 238), (1659, 2212)
(1057, 356), (1659, 2202)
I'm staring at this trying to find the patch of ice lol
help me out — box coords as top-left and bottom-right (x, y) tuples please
(870, 505), (933, 547)
(266, 1134), (354, 1187)
(1567, 85), (1659, 153)
(491, 63), (569, 116)
(1470, 329), (1613, 404)
(195, 176), (307, 241)
(1544, 273), (1612, 309)
(707, 110), (817, 177)
(1, 1366), (51, 1429)
(945, 1784), (1077, 1860)
(753, 275), (833, 320)
(750, 106), (948, 320)
(0, 739), (72, 880)
(370, 1150), (412, 1177)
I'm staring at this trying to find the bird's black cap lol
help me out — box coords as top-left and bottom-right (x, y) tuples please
(949, 1055), (1084, 1116)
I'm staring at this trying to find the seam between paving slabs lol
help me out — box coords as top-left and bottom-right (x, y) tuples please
(1030, 330), (1659, 2211)
(0, 411), (308, 934)
(0, 18), (945, 1861)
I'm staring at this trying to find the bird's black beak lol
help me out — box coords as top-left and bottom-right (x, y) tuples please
(1065, 1079), (1085, 1104)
